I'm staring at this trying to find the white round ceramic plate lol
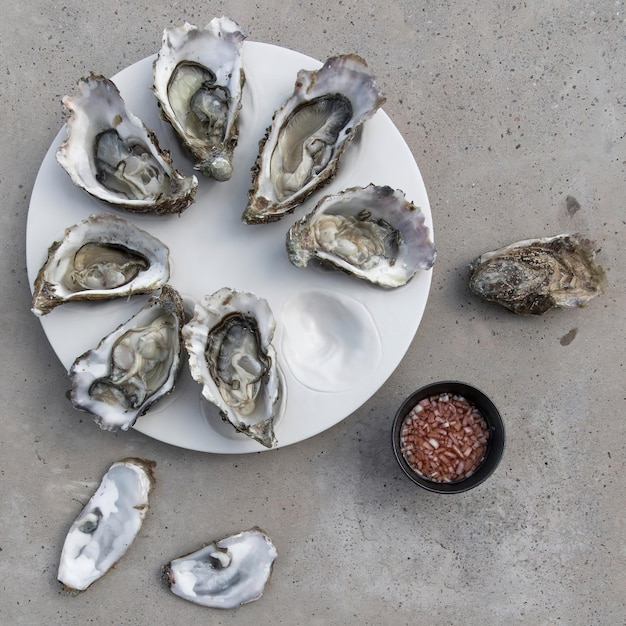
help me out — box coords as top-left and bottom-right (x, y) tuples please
(26, 42), (434, 453)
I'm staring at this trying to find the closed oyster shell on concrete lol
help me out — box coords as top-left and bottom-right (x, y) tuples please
(469, 233), (607, 315)
(57, 73), (197, 213)
(243, 54), (385, 224)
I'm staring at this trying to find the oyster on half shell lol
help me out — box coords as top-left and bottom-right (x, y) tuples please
(58, 458), (155, 592)
(57, 73), (197, 214)
(69, 285), (185, 431)
(153, 16), (246, 181)
(243, 54), (386, 224)
(182, 288), (282, 448)
(163, 528), (277, 609)
(31, 213), (170, 316)
(286, 184), (436, 288)
(469, 233), (607, 315)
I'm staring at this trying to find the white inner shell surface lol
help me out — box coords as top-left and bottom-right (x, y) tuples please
(26, 42), (434, 453)
(57, 459), (153, 591)
(166, 529), (277, 608)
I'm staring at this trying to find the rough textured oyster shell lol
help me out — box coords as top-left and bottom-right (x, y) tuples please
(182, 288), (282, 448)
(243, 54), (386, 224)
(286, 184), (436, 288)
(69, 285), (185, 431)
(469, 233), (607, 315)
(163, 527), (277, 609)
(57, 73), (197, 213)
(58, 458), (155, 592)
(153, 16), (246, 181)
(31, 213), (170, 316)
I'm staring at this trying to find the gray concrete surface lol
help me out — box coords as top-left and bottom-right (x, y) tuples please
(2, 1), (625, 624)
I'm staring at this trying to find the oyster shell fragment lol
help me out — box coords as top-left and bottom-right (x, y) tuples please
(153, 16), (246, 181)
(182, 288), (282, 448)
(243, 54), (386, 224)
(469, 233), (607, 315)
(58, 458), (155, 592)
(69, 285), (185, 431)
(286, 184), (436, 288)
(57, 73), (197, 213)
(31, 213), (170, 316)
(163, 528), (277, 609)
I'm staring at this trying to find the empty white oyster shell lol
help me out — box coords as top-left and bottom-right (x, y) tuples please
(58, 458), (155, 592)
(56, 73), (197, 213)
(243, 54), (386, 224)
(153, 16), (246, 181)
(286, 184), (436, 288)
(69, 285), (185, 431)
(31, 213), (170, 316)
(469, 233), (607, 315)
(164, 528), (277, 609)
(182, 288), (282, 448)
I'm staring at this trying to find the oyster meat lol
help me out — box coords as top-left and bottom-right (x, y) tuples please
(57, 73), (197, 214)
(69, 285), (185, 431)
(286, 184), (436, 288)
(153, 16), (246, 181)
(58, 458), (155, 591)
(31, 213), (170, 316)
(243, 54), (386, 224)
(182, 288), (282, 448)
(163, 528), (277, 609)
(469, 233), (607, 315)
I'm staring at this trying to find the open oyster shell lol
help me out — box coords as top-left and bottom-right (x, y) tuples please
(31, 213), (170, 316)
(57, 73), (197, 214)
(163, 527), (277, 609)
(286, 184), (436, 288)
(182, 288), (282, 448)
(469, 233), (607, 315)
(243, 54), (386, 224)
(58, 458), (155, 592)
(153, 16), (246, 181)
(69, 285), (185, 431)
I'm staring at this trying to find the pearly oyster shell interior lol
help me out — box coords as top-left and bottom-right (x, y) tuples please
(163, 527), (277, 608)
(57, 458), (155, 592)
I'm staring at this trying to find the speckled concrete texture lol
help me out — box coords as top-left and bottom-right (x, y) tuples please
(1, 1), (625, 624)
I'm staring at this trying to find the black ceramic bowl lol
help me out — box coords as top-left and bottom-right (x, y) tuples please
(392, 381), (505, 493)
